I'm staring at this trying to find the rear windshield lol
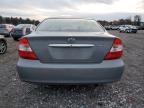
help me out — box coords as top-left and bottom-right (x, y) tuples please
(37, 19), (105, 32)
(16, 24), (31, 28)
(0, 25), (6, 28)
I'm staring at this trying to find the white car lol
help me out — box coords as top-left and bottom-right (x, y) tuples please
(0, 24), (14, 37)
(119, 25), (137, 33)
(111, 26), (119, 30)
(11, 24), (36, 40)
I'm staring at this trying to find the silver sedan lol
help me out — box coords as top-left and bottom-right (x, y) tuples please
(17, 18), (124, 84)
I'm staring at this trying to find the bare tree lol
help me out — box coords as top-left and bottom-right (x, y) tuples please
(134, 15), (141, 26)
(0, 15), (40, 25)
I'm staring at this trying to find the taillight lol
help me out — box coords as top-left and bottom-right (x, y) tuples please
(18, 37), (38, 60)
(104, 37), (123, 60)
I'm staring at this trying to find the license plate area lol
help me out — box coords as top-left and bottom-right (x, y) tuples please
(48, 47), (95, 60)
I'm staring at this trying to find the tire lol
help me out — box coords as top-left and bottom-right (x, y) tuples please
(0, 40), (7, 54)
(126, 29), (129, 33)
(4, 34), (10, 37)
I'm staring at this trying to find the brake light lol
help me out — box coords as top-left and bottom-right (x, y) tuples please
(104, 37), (123, 60)
(18, 37), (37, 60)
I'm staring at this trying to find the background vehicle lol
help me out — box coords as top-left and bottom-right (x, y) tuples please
(104, 25), (111, 30)
(111, 25), (119, 30)
(135, 26), (141, 30)
(11, 24), (36, 41)
(0, 24), (14, 37)
(17, 18), (124, 84)
(119, 25), (137, 33)
(139, 22), (144, 30)
(0, 35), (7, 54)
(104, 25), (119, 30)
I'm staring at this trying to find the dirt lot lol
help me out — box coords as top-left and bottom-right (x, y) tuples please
(0, 30), (144, 108)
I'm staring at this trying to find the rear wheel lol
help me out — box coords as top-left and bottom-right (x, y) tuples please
(125, 29), (129, 33)
(0, 40), (7, 54)
(4, 34), (10, 37)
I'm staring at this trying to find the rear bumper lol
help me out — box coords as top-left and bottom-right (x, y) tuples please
(17, 58), (124, 84)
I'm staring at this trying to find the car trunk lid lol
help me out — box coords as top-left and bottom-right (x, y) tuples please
(27, 32), (115, 63)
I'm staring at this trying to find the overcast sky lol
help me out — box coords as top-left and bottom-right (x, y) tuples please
(0, 0), (144, 21)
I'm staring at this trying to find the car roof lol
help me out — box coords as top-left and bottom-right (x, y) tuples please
(0, 24), (13, 26)
(17, 24), (33, 26)
(45, 17), (96, 21)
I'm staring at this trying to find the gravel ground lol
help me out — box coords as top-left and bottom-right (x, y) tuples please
(0, 30), (144, 108)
